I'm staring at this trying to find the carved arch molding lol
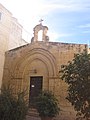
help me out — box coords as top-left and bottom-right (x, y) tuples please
(12, 48), (57, 90)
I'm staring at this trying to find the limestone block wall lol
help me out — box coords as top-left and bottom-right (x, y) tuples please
(8, 17), (25, 50)
(0, 4), (27, 88)
(46, 42), (87, 120)
(2, 41), (87, 120)
(0, 34), (10, 87)
(0, 4), (12, 88)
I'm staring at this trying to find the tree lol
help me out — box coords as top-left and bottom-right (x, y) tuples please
(0, 84), (29, 120)
(60, 50), (90, 120)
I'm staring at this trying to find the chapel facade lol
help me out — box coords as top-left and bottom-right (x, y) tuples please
(2, 23), (87, 120)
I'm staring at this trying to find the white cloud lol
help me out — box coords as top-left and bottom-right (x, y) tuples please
(78, 23), (90, 28)
(41, 0), (90, 13)
(82, 30), (90, 33)
(48, 31), (73, 41)
(1, 0), (90, 44)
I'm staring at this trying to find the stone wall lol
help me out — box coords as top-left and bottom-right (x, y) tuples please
(0, 3), (27, 87)
(2, 41), (87, 120)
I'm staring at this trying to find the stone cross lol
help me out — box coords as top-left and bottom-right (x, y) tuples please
(39, 19), (43, 24)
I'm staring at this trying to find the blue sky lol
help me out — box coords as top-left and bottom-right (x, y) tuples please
(0, 0), (90, 44)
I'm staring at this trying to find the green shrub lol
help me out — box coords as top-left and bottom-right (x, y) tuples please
(35, 90), (60, 117)
(0, 85), (29, 120)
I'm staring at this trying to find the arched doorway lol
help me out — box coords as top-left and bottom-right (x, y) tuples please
(11, 48), (57, 106)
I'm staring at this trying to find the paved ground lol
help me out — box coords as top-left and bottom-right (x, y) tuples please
(26, 115), (41, 120)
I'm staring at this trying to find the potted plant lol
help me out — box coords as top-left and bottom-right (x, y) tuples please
(35, 90), (60, 120)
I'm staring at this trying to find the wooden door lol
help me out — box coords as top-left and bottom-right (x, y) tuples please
(29, 76), (43, 107)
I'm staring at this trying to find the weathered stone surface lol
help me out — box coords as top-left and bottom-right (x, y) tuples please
(2, 23), (87, 120)
(0, 3), (27, 88)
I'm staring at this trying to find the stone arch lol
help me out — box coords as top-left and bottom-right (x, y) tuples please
(33, 24), (49, 42)
(12, 48), (57, 91)
(14, 48), (57, 77)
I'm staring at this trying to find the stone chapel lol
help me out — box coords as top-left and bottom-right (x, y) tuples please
(2, 23), (87, 120)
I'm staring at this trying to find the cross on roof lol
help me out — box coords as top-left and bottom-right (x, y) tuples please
(39, 19), (43, 24)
